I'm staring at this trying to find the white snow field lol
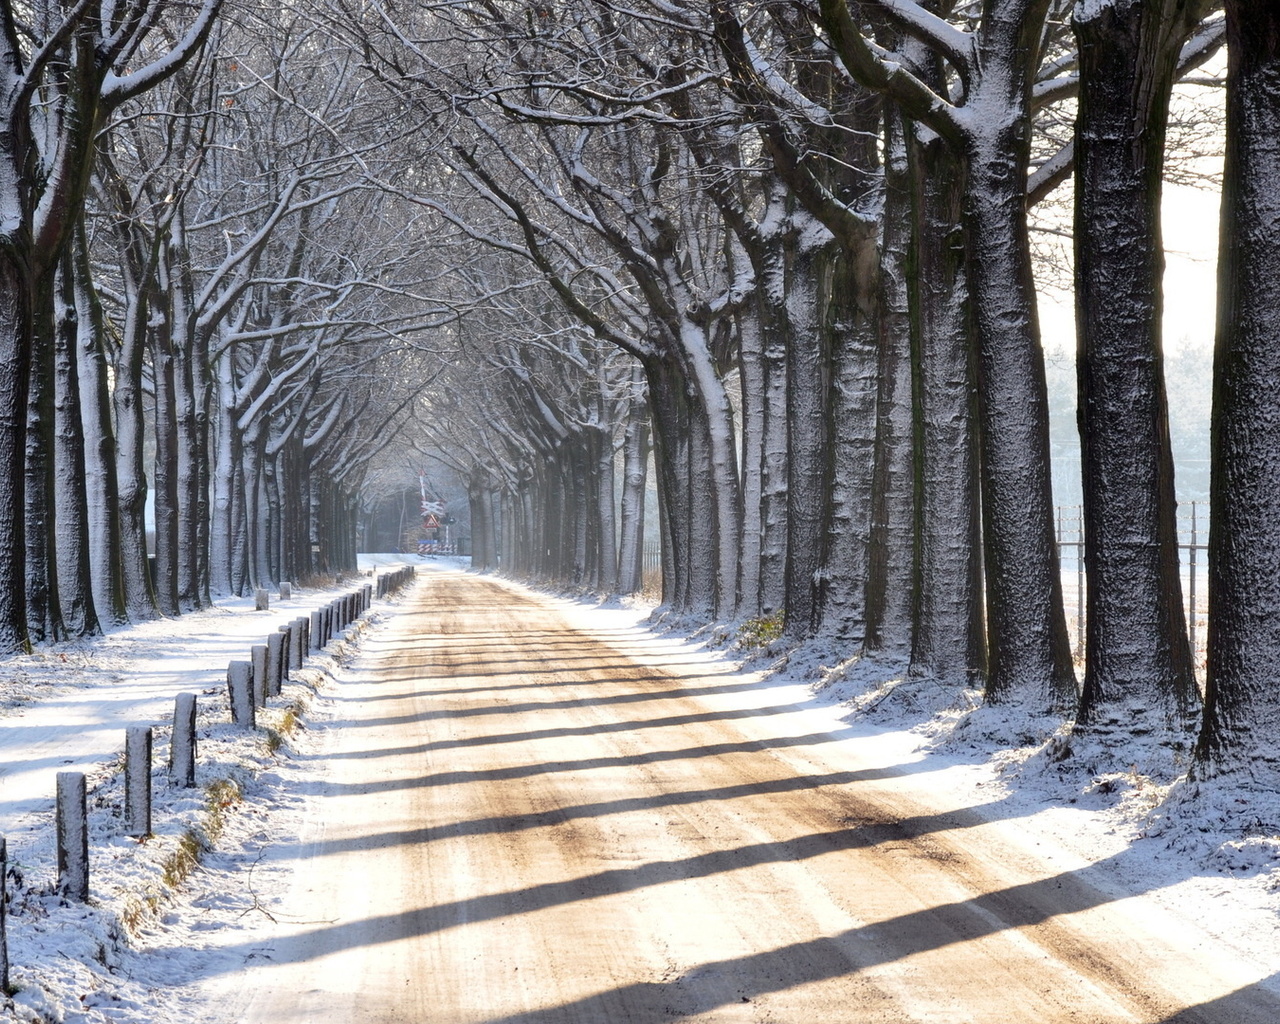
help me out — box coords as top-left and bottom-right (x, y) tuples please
(2, 558), (1279, 1021)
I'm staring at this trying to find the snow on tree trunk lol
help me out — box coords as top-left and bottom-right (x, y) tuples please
(1071, 0), (1200, 740)
(736, 306), (767, 616)
(907, 135), (986, 684)
(210, 351), (238, 595)
(593, 421), (618, 592)
(1196, 2), (1280, 782)
(646, 357), (705, 614)
(72, 227), (127, 627)
(865, 117), (916, 658)
(0, 251), (33, 654)
(152, 315), (182, 617)
(617, 367), (649, 596)
(816, 239), (880, 647)
(784, 228), (832, 638)
(113, 290), (159, 622)
(965, 127), (1075, 709)
(53, 255), (99, 638)
(679, 318), (743, 621)
(26, 275), (64, 643)
(759, 295), (789, 619)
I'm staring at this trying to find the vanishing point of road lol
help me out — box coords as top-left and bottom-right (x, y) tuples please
(199, 570), (1279, 1023)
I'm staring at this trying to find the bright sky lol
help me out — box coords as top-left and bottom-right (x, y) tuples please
(1038, 179), (1222, 357)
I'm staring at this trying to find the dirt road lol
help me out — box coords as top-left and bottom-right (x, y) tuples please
(198, 571), (1279, 1023)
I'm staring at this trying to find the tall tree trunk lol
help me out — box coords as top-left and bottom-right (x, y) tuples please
(113, 286), (158, 621)
(617, 364), (649, 596)
(26, 273), (63, 641)
(172, 299), (203, 609)
(680, 322), (743, 620)
(152, 315), (181, 617)
(210, 350), (238, 595)
(908, 133), (986, 683)
(646, 356), (704, 614)
(737, 307), (766, 616)
(1195, 1), (1280, 781)
(1072, 0), (1202, 738)
(53, 253), (98, 638)
(965, 124), (1075, 708)
(759, 295), (789, 619)
(0, 250), (30, 653)
(71, 226), (126, 626)
(817, 237), (881, 647)
(865, 116), (916, 657)
(594, 421), (618, 592)
(784, 224), (832, 637)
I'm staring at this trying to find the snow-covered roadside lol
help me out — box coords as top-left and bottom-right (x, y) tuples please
(0, 559), (435, 1023)
(540, 585), (1280, 989)
(7, 561), (1280, 1022)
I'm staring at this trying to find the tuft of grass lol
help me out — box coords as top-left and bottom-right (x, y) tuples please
(119, 893), (161, 935)
(161, 828), (206, 889)
(263, 728), (284, 755)
(737, 612), (784, 650)
(203, 778), (242, 846)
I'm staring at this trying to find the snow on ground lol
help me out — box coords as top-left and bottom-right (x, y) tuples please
(4, 561), (1280, 1022)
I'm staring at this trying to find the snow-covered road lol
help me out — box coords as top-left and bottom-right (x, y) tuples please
(180, 572), (1280, 1023)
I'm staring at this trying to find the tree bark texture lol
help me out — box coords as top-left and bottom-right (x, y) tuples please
(907, 134), (986, 684)
(53, 256), (98, 637)
(1197, 2), (1280, 780)
(865, 116), (916, 658)
(961, 7), (1076, 708)
(1072, 0), (1201, 736)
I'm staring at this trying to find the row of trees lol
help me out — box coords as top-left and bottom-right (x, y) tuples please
(4, 1), (1279, 793)
(0, 2), (446, 655)
(327, 1), (1280, 790)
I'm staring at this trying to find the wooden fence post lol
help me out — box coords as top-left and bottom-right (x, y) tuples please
(125, 727), (152, 838)
(56, 772), (89, 900)
(279, 581), (292, 601)
(266, 632), (285, 698)
(0, 836), (8, 994)
(171, 693), (197, 787)
(278, 623), (293, 680)
(228, 661), (255, 728)
(254, 588), (269, 611)
(251, 645), (269, 707)
(290, 617), (305, 670)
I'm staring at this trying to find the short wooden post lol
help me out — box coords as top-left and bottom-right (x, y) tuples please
(125, 726), (152, 838)
(228, 660), (255, 728)
(0, 836), (9, 993)
(251, 645), (269, 707)
(0, 829), (7, 993)
(171, 693), (197, 787)
(278, 623), (293, 679)
(254, 587), (269, 611)
(290, 617), (305, 669)
(310, 609), (323, 650)
(279, 581), (292, 601)
(266, 631), (285, 698)
(56, 772), (89, 900)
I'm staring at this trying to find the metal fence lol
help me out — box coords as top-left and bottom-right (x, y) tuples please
(638, 504), (1212, 676)
(1056, 502), (1209, 676)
